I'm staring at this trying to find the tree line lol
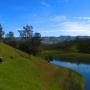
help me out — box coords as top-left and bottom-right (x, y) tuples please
(41, 37), (90, 54)
(0, 23), (90, 54)
(0, 24), (41, 55)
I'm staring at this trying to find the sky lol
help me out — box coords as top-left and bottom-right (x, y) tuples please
(0, 0), (90, 36)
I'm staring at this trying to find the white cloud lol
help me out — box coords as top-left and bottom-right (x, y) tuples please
(73, 17), (90, 22)
(41, 1), (51, 8)
(61, 21), (90, 36)
(50, 16), (67, 23)
(41, 16), (90, 36)
(40, 29), (61, 33)
(74, 17), (90, 20)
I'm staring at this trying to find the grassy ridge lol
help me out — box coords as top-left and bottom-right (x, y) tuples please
(0, 43), (84, 90)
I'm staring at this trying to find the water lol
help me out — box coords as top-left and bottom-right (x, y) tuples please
(51, 60), (90, 90)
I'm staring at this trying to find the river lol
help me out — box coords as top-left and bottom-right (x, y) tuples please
(51, 60), (90, 90)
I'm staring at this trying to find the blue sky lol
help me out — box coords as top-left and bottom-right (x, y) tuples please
(0, 0), (90, 36)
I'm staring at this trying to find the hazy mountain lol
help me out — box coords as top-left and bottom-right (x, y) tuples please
(41, 36), (90, 44)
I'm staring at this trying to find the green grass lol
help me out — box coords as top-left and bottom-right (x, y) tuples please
(40, 50), (63, 57)
(41, 49), (90, 63)
(0, 43), (84, 90)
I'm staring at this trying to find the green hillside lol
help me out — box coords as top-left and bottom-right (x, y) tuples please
(0, 43), (84, 90)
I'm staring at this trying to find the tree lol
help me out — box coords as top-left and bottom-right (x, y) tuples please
(6, 31), (14, 39)
(31, 32), (41, 55)
(5, 31), (16, 47)
(0, 24), (4, 41)
(77, 39), (90, 54)
(33, 32), (41, 47)
(18, 25), (41, 55)
(18, 25), (33, 54)
(18, 25), (33, 40)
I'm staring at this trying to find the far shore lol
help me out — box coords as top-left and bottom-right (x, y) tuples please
(41, 50), (90, 63)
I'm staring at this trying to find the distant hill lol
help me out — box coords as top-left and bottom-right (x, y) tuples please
(0, 43), (83, 90)
(42, 36), (90, 44)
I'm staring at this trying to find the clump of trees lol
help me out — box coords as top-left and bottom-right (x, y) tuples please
(0, 24), (90, 54)
(17, 25), (41, 55)
(76, 39), (90, 54)
(41, 37), (90, 54)
(0, 24), (41, 56)
(0, 24), (4, 41)
(5, 31), (17, 47)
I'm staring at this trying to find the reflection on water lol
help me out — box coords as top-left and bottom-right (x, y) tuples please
(51, 60), (90, 90)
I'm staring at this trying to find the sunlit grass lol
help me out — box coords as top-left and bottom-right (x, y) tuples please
(0, 43), (84, 90)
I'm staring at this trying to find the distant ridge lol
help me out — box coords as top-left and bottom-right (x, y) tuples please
(41, 36), (90, 44)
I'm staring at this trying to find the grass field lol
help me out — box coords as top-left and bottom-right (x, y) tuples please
(0, 43), (84, 90)
(41, 49), (90, 63)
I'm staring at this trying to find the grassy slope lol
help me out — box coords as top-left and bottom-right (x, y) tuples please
(0, 43), (84, 90)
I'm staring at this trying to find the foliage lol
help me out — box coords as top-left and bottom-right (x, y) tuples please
(1, 24), (41, 55)
(17, 25), (41, 55)
(18, 25), (33, 40)
(77, 39), (90, 54)
(4, 31), (17, 47)
(0, 24), (4, 41)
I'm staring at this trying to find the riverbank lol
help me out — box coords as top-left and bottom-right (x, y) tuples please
(41, 50), (90, 63)
(39, 50), (88, 89)
(51, 60), (90, 90)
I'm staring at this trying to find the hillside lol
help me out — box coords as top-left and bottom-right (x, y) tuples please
(0, 43), (84, 90)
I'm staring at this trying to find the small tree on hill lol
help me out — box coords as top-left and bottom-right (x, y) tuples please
(18, 25), (33, 54)
(0, 24), (4, 41)
(31, 32), (41, 55)
(5, 31), (16, 47)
